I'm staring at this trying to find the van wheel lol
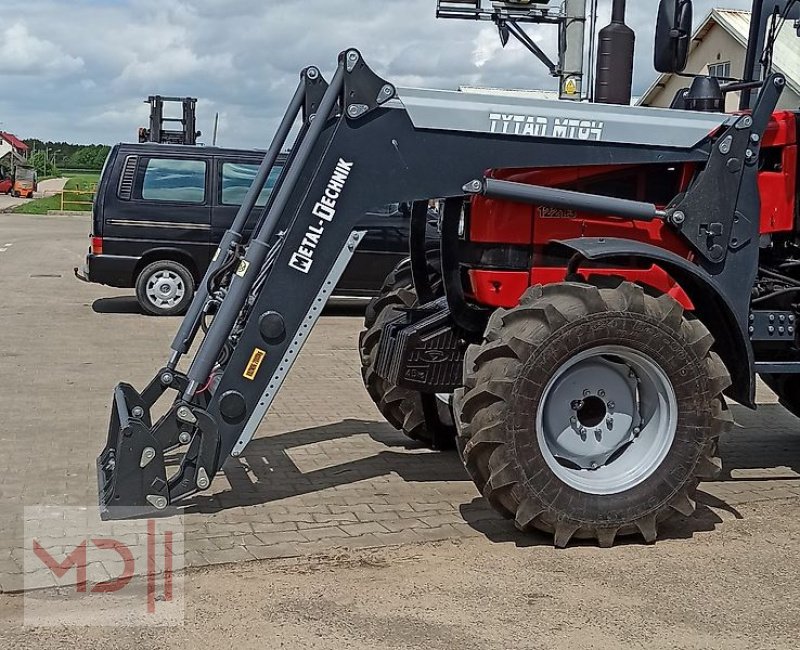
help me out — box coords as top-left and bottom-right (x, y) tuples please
(136, 260), (195, 316)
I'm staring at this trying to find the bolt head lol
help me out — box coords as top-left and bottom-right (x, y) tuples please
(607, 401), (615, 410)
(672, 211), (686, 225)
(131, 406), (144, 418)
(633, 427), (641, 435)
(583, 389), (591, 397)
(161, 373), (174, 385)
(179, 432), (191, 444)
(598, 390), (606, 398)
(197, 478), (209, 489)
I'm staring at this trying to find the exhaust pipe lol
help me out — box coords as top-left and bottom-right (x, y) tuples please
(594, 0), (635, 105)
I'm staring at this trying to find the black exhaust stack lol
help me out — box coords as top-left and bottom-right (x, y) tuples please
(594, 0), (635, 105)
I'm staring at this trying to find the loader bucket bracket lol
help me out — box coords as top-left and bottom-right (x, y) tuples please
(341, 49), (396, 120)
(98, 384), (169, 520)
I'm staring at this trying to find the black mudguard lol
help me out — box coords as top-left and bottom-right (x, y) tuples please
(557, 236), (756, 408)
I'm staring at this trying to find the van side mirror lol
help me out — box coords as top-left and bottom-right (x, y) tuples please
(654, 0), (693, 73)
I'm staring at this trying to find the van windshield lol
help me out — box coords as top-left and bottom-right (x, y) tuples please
(221, 162), (282, 207)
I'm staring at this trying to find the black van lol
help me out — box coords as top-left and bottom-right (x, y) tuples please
(76, 143), (436, 315)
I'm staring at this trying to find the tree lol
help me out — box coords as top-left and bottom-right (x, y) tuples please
(28, 151), (60, 177)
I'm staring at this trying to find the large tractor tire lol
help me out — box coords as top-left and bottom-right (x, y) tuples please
(359, 258), (454, 448)
(454, 281), (733, 548)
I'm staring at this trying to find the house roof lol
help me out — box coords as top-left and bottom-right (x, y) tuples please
(0, 132), (29, 152)
(639, 8), (800, 105)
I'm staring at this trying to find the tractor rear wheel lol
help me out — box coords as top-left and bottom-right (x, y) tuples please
(454, 281), (733, 547)
(359, 258), (454, 448)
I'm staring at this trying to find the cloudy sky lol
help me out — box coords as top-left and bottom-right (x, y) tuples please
(0, 0), (753, 147)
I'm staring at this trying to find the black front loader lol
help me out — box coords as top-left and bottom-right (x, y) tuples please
(98, 49), (782, 518)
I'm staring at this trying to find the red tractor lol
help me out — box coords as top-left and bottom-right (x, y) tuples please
(99, 0), (800, 548)
(361, 0), (800, 546)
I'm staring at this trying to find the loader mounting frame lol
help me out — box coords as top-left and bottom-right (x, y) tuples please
(98, 49), (783, 518)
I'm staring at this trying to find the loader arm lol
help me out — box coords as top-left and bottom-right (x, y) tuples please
(99, 49), (760, 518)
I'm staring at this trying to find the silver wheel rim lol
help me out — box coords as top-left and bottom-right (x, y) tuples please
(535, 345), (677, 496)
(145, 269), (185, 309)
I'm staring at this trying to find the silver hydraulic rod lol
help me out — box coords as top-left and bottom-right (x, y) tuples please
(181, 65), (346, 400)
(464, 177), (663, 222)
(166, 76), (309, 367)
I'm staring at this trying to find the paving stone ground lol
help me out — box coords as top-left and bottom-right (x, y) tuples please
(2, 214), (800, 592)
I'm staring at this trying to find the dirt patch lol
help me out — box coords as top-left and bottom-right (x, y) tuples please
(2, 496), (799, 650)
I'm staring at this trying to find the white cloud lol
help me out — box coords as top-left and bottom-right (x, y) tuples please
(473, 26), (502, 67)
(0, 21), (83, 76)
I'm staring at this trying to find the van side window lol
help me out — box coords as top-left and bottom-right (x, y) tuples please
(141, 158), (206, 203)
(220, 162), (282, 207)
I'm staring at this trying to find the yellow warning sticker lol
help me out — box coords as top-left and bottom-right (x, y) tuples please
(236, 260), (251, 277)
(244, 348), (266, 380)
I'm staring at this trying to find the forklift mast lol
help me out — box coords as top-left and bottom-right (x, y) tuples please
(138, 95), (201, 145)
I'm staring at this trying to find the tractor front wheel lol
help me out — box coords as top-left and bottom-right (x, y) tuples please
(359, 258), (454, 448)
(454, 281), (733, 547)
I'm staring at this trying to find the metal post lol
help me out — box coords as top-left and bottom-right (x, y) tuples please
(742, 0), (766, 110)
(182, 65), (346, 399)
(740, 1), (800, 109)
(560, 0), (587, 100)
(168, 76), (308, 364)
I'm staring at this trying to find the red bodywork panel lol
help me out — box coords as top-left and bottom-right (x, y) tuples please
(467, 111), (798, 309)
